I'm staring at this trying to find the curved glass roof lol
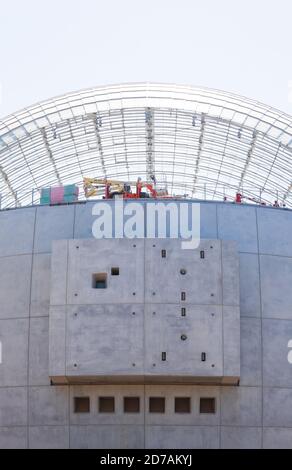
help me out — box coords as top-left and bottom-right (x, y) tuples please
(1, 82), (292, 209)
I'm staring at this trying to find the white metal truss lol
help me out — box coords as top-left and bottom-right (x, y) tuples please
(0, 82), (292, 208)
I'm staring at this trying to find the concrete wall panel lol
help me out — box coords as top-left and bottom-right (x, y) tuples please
(34, 205), (74, 254)
(217, 205), (258, 253)
(263, 427), (292, 449)
(29, 386), (69, 426)
(145, 425), (220, 449)
(0, 427), (27, 449)
(0, 319), (29, 386)
(0, 208), (35, 257)
(29, 426), (69, 449)
(0, 255), (32, 319)
(0, 388), (27, 426)
(240, 318), (262, 387)
(257, 208), (292, 257)
(221, 426), (262, 449)
(263, 388), (292, 427)
(239, 253), (261, 317)
(70, 424), (144, 449)
(263, 319), (292, 388)
(221, 386), (262, 427)
(260, 255), (292, 320)
(29, 317), (50, 386)
(30, 254), (51, 316)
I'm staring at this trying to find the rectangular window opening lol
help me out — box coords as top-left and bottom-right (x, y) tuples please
(74, 397), (90, 413)
(124, 397), (140, 413)
(92, 273), (107, 289)
(162, 352), (167, 361)
(181, 292), (186, 301)
(200, 397), (216, 414)
(161, 250), (166, 258)
(200, 251), (205, 259)
(99, 396), (115, 413)
(181, 307), (186, 317)
(175, 397), (191, 414)
(149, 397), (165, 413)
(111, 267), (120, 276)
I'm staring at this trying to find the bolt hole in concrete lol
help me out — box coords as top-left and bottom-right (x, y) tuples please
(92, 273), (107, 289)
(180, 268), (187, 275)
(99, 397), (115, 413)
(181, 334), (187, 341)
(200, 398), (216, 414)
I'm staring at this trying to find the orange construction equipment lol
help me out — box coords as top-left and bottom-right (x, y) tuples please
(83, 177), (169, 200)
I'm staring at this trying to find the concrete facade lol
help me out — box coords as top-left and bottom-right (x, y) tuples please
(0, 200), (292, 448)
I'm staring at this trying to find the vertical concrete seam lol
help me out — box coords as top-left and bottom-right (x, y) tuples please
(255, 208), (264, 449)
(143, 235), (146, 449)
(219, 239), (224, 449)
(65, 240), (70, 447)
(72, 202), (77, 240)
(27, 206), (37, 449)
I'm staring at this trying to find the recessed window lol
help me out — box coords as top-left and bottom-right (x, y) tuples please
(111, 267), (120, 276)
(149, 397), (165, 413)
(124, 397), (140, 413)
(200, 397), (216, 414)
(74, 397), (90, 413)
(99, 397), (115, 413)
(161, 250), (166, 258)
(175, 397), (191, 414)
(181, 292), (186, 301)
(92, 273), (107, 289)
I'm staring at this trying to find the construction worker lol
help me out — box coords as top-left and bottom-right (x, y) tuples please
(273, 200), (280, 207)
(235, 193), (242, 204)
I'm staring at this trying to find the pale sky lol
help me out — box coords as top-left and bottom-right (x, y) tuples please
(1, 0), (292, 118)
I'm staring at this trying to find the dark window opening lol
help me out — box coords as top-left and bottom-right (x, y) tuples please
(92, 273), (107, 289)
(74, 397), (90, 413)
(149, 397), (165, 413)
(175, 397), (191, 414)
(111, 267), (120, 276)
(124, 397), (140, 413)
(99, 397), (115, 413)
(181, 307), (186, 317)
(181, 292), (186, 301)
(162, 352), (167, 361)
(161, 250), (166, 258)
(200, 397), (216, 414)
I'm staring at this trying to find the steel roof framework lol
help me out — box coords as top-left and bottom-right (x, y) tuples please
(0, 83), (292, 208)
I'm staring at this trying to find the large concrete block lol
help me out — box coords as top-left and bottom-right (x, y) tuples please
(263, 388), (292, 427)
(70, 425), (144, 449)
(223, 306), (240, 382)
(0, 319), (29, 386)
(260, 255), (292, 320)
(239, 253), (261, 317)
(221, 386), (262, 426)
(0, 427), (27, 449)
(145, 239), (222, 305)
(70, 385), (144, 425)
(67, 239), (145, 305)
(240, 318), (262, 387)
(65, 305), (144, 380)
(29, 426), (69, 449)
(145, 385), (220, 426)
(29, 317), (50, 386)
(217, 204), (258, 253)
(34, 205), (75, 253)
(144, 304), (223, 380)
(145, 425), (220, 449)
(0, 207), (35, 257)
(221, 426), (262, 449)
(0, 387), (27, 426)
(29, 386), (69, 426)
(222, 241), (240, 306)
(257, 208), (292, 257)
(50, 241), (68, 306)
(263, 427), (292, 449)
(263, 319), (292, 388)
(49, 307), (66, 381)
(0, 255), (32, 319)
(30, 254), (51, 316)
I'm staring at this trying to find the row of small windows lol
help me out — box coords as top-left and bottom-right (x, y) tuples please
(74, 396), (216, 414)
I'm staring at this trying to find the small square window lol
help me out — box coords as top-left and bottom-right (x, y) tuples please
(149, 397), (165, 413)
(111, 267), (120, 276)
(175, 397), (191, 414)
(74, 397), (90, 413)
(99, 397), (115, 413)
(92, 273), (107, 289)
(200, 397), (216, 414)
(124, 397), (140, 413)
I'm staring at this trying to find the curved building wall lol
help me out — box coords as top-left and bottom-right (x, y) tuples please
(0, 201), (292, 448)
